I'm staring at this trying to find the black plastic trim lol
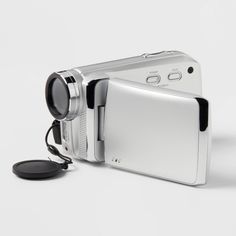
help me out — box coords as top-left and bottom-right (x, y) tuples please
(65, 76), (76, 84)
(86, 79), (103, 109)
(52, 120), (62, 145)
(195, 97), (209, 131)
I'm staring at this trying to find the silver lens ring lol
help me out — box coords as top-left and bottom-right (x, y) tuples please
(45, 70), (80, 120)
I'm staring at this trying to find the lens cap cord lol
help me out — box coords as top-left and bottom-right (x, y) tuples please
(45, 123), (73, 170)
(12, 122), (73, 180)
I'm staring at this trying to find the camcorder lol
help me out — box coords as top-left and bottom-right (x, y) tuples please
(45, 51), (211, 185)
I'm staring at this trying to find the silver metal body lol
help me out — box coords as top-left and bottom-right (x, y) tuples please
(104, 78), (210, 185)
(56, 51), (202, 162)
(58, 70), (108, 162)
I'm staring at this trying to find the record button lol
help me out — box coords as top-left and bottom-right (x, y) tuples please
(168, 72), (182, 80)
(146, 75), (161, 85)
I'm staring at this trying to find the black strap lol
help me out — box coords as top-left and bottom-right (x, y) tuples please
(45, 122), (73, 169)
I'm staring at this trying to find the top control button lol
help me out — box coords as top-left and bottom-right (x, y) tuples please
(142, 51), (176, 58)
(168, 72), (182, 80)
(142, 51), (167, 58)
(146, 75), (161, 85)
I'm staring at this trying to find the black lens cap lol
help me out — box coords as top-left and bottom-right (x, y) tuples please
(12, 160), (63, 180)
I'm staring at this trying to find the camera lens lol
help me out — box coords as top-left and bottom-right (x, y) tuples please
(46, 73), (70, 120)
(51, 78), (69, 115)
(46, 71), (80, 120)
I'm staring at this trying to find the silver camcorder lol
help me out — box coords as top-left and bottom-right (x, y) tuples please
(45, 51), (210, 185)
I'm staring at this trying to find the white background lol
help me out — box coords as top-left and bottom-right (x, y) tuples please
(0, 0), (236, 235)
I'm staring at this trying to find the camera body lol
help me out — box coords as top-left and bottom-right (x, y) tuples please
(46, 51), (202, 162)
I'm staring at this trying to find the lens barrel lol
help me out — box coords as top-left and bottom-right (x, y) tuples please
(45, 71), (80, 120)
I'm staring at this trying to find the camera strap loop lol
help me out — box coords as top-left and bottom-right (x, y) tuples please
(45, 123), (73, 169)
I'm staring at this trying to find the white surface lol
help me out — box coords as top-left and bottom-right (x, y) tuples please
(0, 0), (236, 235)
